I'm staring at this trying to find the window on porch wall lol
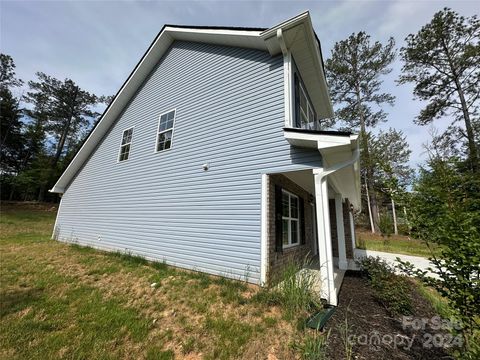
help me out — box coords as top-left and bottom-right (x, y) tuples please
(282, 190), (300, 247)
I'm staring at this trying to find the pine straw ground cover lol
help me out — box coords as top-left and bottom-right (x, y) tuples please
(0, 203), (317, 360)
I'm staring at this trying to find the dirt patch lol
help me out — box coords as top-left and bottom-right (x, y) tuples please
(324, 271), (453, 359)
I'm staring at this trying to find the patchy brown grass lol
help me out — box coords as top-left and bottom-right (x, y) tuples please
(0, 203), (304, 359)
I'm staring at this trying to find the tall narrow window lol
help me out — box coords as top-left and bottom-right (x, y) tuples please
(118, 127), (133, 162)
(156, 109), (176, 152)
(282, 190), (300, 248)
(294, 73), (317, 130)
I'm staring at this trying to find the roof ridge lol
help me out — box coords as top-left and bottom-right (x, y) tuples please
(164, 24), (267, 31)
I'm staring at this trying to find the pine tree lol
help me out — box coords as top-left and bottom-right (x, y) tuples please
(399, 8), (480, 172)
(325, 32), (396, 232)
(0, 54), (25, 176)
(24, 73), (101, 200)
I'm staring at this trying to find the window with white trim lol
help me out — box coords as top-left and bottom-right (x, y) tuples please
(294, 73), (317, 130)
(118, 127), (133, 161)
(282, 190), (300, 247)
(156, 109), (176, 152)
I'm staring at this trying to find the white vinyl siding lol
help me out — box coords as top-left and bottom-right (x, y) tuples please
(54, 41), (322, 284)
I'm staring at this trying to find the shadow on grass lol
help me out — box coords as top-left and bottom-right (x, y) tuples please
(0, 287), (43, 318)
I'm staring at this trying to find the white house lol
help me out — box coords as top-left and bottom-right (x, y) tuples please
(51, 12), (360, 306)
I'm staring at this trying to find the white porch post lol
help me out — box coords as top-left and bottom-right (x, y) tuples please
(335, 193), (348, 270)
(349, 210), (356, 252)
(313, 169), (337, 306)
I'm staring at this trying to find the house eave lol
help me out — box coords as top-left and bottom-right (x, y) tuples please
(262, 12), (333, 119)
(51, 13), (333, 194)
(284, 129), (361, 209)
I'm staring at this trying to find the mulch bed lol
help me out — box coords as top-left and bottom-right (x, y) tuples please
(324, 271), (454, 359)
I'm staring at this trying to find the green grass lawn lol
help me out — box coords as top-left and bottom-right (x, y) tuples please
(0, 203), (309, 360)
(355, 230), (443, 257)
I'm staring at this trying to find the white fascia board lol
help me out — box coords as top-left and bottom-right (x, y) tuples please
(284, 130), (352, 149)
(303, 16), (334, 118)
(263, 12), (333, 118)
(166, 27), (266, 50)
(260, 11), (310, 41)
(166, 26), (263, 38)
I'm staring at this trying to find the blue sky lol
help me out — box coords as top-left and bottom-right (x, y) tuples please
(1, 0), (478, 167)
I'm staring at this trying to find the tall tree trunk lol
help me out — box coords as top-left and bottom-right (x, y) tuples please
(356, 85), (380, 233)
(41, 86), (79, 201)
(391, 192), (398, 235)
(38, 183), (46, 202)
(454, 78), (478, 172)
(365, 175), (375, 233)
(441, 37), (479, 172)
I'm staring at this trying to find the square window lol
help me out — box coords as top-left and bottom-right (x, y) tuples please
(157, 130), (172, 151)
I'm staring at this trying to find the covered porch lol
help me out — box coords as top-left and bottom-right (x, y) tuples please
(260, 129), (360, 306)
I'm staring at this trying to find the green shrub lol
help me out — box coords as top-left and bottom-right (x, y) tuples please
(356, 236), (367, 249)
(357, 256), (412, 316)
(403, 156), (480, 353)
(378, 213), (393, 239)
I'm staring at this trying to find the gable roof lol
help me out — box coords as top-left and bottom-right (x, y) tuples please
(51, 11), (333, 194)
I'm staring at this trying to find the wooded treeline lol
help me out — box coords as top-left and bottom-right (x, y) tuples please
(0, 55), (112, 202)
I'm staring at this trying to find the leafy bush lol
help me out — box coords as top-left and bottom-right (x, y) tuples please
(403, 157), (480, 352)
(357, 256), (413, 316)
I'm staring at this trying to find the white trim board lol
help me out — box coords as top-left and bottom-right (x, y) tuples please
(260, 174), (268, 285)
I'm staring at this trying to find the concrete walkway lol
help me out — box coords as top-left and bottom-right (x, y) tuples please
(354, 248), (440, 279)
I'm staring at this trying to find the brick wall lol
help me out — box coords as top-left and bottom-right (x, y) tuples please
(266, 174), (315, 283)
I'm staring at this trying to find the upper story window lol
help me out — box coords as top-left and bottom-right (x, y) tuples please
(155, 109), (176, 152)
(282, 189), (300, 248)
(294, 73), (317, 130)
(118, 127), (134, 162)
